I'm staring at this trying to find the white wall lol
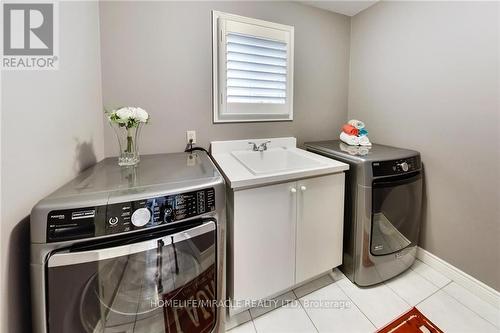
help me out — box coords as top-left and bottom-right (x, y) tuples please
(0, 2), (104, 332)
(349, 1), (500, 290)
(99, 1), (351, 155)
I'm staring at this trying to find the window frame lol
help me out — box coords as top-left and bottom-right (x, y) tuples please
(212, 11), (294, 123)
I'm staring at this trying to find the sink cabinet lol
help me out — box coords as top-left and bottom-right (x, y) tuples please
(230, 173), (345, 312)
(232, 181), (297, 304)
(296, 174), (344, 284)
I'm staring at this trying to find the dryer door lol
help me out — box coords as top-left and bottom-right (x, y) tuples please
(371, 172), (422, 256)
(46, 220), (217, 333)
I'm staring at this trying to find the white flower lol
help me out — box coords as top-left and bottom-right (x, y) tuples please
(116, 107), (135, 120)
(133, 107), (149, 123)
(108, 106), (149, 127)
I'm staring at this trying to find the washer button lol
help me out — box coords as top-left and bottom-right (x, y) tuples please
(108, 216), (119, 225)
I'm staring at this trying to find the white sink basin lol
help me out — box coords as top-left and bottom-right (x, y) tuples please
(211, 137), (349, 189)
(232, 148), (325, 175)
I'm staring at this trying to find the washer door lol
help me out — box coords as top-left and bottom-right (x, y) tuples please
(371, 172), (422, 256)
(46, 220), (217, 333)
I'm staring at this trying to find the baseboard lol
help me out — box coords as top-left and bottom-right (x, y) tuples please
(417, 247), (500, 309)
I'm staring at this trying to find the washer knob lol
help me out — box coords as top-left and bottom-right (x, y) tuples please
(398, 162), (409, 172)
(131, 208), (151, 227)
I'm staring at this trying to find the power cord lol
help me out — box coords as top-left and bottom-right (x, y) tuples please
(184, 138), (218, 165)
(184, 138), (209, 154)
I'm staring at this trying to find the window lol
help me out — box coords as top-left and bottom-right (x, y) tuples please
(212, 11), (294, 123)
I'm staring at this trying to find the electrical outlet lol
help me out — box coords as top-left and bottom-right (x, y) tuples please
(186, 130), (197, 144)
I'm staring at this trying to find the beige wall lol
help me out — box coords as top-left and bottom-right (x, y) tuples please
(349, 1), (500, 290)
(99, 1), (350, 155)
(0, 2), (104, 332)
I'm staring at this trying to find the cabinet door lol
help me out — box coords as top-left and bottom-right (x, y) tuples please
(232, 181), (296, 303)
(296, 173), (345, 284)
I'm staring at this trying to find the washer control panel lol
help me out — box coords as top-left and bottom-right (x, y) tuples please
(372, 156), (420, 177)
(104, 187), (216, 235)
(46, 187), (216, 242)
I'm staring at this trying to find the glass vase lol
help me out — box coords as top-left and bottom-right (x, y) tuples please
(112, 123), (142, 166)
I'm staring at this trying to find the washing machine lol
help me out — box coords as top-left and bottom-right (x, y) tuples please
(305, 140), (423, 286)
(30, 152), (226, 333)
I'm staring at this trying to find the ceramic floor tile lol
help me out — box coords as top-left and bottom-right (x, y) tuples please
(294, 273), (334, 299)
(410, 260), (451, 288)
(226, 310), (252, 331)
(253, 300), (317, 333)
(443, 282), (500, 328)
(384, 269), (440, 305)
(249, 291), (296, 319)
(417, 290), (498, 332)
(227, 321), (257, 333)
(300, 282), (376, 333)
(337, 277), (411, 328)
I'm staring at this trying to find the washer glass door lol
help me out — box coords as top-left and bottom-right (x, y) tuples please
(371, 173), (422, 256)
(46, 220), (217, 333)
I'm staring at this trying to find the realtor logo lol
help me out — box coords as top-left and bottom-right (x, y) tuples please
(2, 2), (58, 70)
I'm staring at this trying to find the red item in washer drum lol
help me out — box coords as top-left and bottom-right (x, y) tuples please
(377, 307), (444, 333)
(162, 265), (216, 333)
(342, 124), (359, 136)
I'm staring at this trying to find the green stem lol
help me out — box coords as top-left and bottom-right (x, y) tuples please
(126, 128), (133, 153)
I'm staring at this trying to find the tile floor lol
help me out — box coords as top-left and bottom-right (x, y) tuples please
(226, 259), (500, 333)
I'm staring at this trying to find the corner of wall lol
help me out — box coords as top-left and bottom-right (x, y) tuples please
(95, 1), (106, 163)
(346, 14), (353, 120)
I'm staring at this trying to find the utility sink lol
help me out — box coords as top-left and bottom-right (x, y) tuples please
(232, 148), (326, 175)
(211, 137), (349, 189)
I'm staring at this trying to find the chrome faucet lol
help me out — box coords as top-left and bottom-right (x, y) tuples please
(248, 140), (271, 152)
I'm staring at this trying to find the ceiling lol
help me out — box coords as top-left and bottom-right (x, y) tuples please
(300, 1), (379, 16)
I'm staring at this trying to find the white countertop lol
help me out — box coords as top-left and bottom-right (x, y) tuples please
(211, 137), (349, 190)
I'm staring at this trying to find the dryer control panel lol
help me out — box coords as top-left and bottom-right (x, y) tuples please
(372, 156), (420, 177)
(46, 188), (216, 242)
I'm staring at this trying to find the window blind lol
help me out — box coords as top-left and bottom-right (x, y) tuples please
(226, 33), (288, 104)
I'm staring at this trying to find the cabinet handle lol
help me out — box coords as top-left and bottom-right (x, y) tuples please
(300, 185), (307, 191)
(290, 187), (297, 193)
